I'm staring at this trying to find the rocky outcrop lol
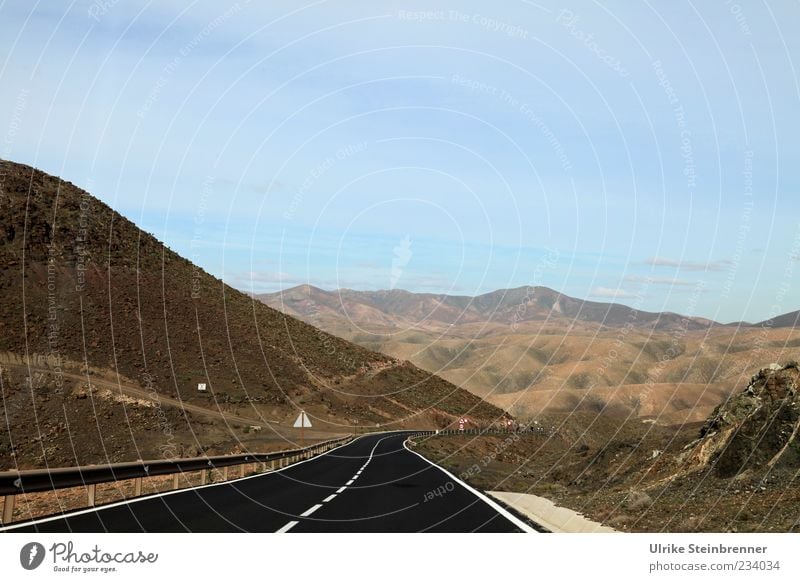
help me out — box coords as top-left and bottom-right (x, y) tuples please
(681, 362), (800, 477)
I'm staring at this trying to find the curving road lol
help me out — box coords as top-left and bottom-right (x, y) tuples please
(6, 432), (534, 533)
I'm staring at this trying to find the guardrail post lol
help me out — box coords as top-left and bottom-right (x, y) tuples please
(200, 470), (208, 485)
(223, 466), (229, 481)
(134, 477), (143, 497)
(87, 484), (97, 507)
(2, 494), (15, 524)
(271, 460), (276, 471)
(172, 473), (180, 490)
(240, 464), (246, 478)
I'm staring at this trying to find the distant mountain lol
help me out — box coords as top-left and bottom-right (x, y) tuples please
(758, 310), (800, 329)
(259, 285), (720, 332)
(258, 286), (800, 425)
(0, 160), (506, 468)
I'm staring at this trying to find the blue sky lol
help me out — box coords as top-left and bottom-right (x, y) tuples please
(1, 1), (799, 323)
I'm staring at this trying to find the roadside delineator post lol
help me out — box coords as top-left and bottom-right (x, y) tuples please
(2, 494), (15, 524)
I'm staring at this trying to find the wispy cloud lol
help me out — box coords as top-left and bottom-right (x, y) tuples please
(625, 275), (695, 286)
(645, 257), (731, 272)
(227, 270), (303, 290)
(224, 269), (458, 295)
(589, 286), (637, 299)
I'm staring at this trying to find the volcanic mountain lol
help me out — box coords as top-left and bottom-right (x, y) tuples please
(0, 160), (505, 468)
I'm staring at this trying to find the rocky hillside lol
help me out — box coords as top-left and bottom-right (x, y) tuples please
(415, 361), (800, 532)
(0, 160), (507, 468)
(682, 361), (800, 478)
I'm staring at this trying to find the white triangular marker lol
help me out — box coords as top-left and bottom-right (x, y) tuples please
(293, 411), (312, 428)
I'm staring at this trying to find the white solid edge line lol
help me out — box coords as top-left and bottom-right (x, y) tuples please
(276, 520), (299, 533)
(322, 494), (337, 503)
(0, 435), (366, 532)
(402, 439), (537, 533)
(300, 504), (323, 517)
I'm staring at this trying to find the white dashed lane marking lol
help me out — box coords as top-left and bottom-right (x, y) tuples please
(300, 504), (323, 517)
(273, 433), (396, 532)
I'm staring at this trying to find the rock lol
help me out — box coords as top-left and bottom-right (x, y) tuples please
(626, 490), (653, 510)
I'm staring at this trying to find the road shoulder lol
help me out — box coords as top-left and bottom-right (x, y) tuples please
(487, 491), (617, 533)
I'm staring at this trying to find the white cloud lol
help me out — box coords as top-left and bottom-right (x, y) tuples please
(645, 257), (732, 272)
(589, 286), (637, 299)
(625, 275), (696, 286)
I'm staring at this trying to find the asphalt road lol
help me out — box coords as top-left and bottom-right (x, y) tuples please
(7, 432), (532, 533)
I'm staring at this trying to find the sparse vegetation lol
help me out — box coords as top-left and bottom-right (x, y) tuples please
(416, 362), (800, 532)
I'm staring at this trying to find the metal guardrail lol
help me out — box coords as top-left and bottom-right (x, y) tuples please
(430, 428), (547, 437)
(0, 435), (352, 525)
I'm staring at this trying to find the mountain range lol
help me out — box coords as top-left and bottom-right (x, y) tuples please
(259, 285), (798, 332)
(259, 285), (800, 424)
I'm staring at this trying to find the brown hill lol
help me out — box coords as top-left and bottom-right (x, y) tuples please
(259, 285), (718, 331)
(758, 310), (800, 329)
(0, 160), (506, 468)
(259, 286), (800, 424)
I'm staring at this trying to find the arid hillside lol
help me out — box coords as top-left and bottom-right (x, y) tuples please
(0, 160), (507, 468)
(415, 362), (800, 532)
(260, 286), (800, 424)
